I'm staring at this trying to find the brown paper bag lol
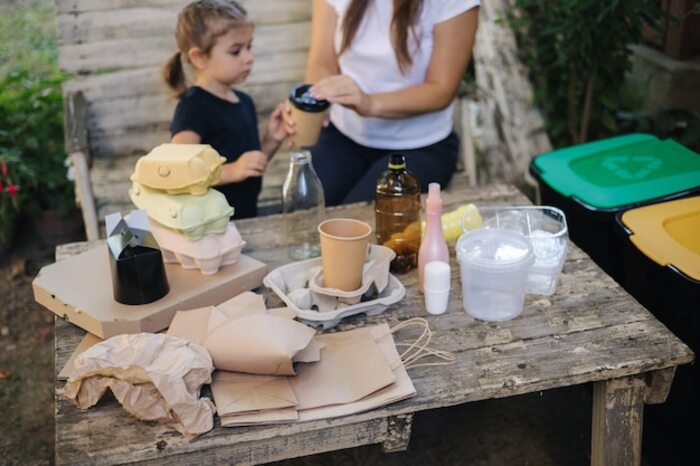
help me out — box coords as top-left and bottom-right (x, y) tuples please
(289, 326), (396, 410)
(167, 292), (319, 375)
(205, 314), (316, 375)
(297, 323), (416, 421)
(211, 371), (297, 416)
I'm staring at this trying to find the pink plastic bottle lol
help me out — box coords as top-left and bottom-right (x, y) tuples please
(418, 183), (449, 293)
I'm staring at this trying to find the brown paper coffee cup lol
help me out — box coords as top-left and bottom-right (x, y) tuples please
(289, 83), (330, 148)
(289, 106), (326, 148)
(318, 219), (372, 291)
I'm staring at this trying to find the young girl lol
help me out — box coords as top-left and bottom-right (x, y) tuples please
(163, 0), (288, 219)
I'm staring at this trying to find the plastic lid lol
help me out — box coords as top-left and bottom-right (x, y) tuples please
(456, 229), (534, 271)
(532, 133), (700, 209)
(289, 83), (330, 112)
(620, 196), (700, 280)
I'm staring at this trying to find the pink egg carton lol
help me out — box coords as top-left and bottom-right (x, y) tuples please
(148, 220), (246, 275)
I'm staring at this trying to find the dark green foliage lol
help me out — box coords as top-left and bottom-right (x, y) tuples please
(0, 68), (73, 243)
(508, 0), (663, 148)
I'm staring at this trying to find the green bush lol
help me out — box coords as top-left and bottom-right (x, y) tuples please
(508, 0), (663, 148)
(0, 68), (74, 244)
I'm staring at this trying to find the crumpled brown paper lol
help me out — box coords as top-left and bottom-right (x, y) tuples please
(167, 292), (319, 375)
(59, 333), (216, 438)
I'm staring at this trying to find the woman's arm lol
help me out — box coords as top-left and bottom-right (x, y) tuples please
(305, 0), (340, 83)
(311, 8), (479, 119)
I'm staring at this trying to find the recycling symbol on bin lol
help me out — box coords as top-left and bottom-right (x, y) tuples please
(601, 155), (663, 180)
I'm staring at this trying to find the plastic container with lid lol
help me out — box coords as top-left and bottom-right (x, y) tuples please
(530, 133), (700, 282)
(615, 196), (700, 465)
(456, 229), (535, 321)
(474, 206), (569, 296)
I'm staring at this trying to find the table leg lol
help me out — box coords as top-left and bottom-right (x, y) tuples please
(591, 375), (646, 466)
(381, 413), (414, 453)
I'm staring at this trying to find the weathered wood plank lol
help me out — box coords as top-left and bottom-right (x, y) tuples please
(381, 414), (413, 453)
(57, 3), (310, 45)
(59, 22), (310, 73)
(591, 375), (646, 466)
(64, 69), (299, 109)
(57, 0), (311, 25)
(643, 367), (677, 404)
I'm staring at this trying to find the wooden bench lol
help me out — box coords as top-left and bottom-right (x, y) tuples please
(58, 0), (483, 241)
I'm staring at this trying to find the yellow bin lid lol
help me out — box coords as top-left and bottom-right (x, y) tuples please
(621, 196), (700, 281)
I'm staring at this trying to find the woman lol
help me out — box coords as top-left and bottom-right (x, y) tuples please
(290, 0), (480, 206)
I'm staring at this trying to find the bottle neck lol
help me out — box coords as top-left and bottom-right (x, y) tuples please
(289, 149), (311, 166)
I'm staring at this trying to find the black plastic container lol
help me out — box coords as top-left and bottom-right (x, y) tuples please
(615, 199), (699, 466)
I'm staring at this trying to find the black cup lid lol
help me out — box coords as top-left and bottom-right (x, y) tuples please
(289, 83), (330, 112)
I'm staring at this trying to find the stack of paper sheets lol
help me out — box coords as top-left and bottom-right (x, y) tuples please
(166, 292), (416, 426)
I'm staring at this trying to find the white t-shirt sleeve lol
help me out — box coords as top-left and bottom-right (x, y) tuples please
(434, 0), (481, 24)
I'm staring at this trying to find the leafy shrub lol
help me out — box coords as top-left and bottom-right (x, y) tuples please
(508, 0), (663, 148)
(0, 68), (74, 244)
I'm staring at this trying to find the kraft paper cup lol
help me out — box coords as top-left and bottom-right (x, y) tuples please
(289, 83), (330, 148)
(318, 218), (372, 291)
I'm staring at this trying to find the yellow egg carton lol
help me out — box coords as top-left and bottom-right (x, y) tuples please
(129, 182), (234, 240)
(131, 144), (227, 195)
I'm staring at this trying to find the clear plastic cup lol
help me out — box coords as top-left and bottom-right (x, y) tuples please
(464, 206), (568, 296)
(456, 229), (535, 321)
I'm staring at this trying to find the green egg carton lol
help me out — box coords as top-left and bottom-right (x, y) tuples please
(131, 144), (226, 195)
(129, 182), (233, 240)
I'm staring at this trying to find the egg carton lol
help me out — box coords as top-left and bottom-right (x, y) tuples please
(129, 182), (233, 240)
(131, 143), (226, 195)
(149, 221), (246, 275)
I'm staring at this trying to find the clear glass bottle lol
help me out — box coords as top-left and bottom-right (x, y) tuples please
(375, 153), (421, 273)
(282, 149), (325, 260)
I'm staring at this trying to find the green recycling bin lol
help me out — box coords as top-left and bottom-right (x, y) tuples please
(530, 133), (700, 282)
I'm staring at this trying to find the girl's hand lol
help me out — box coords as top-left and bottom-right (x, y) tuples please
(221, 151), (268, 183)
(309, 75), (373, 117)
(265, 103), (289, 144)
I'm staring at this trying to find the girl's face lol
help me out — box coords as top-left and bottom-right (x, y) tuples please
(201, 25), (254, 86)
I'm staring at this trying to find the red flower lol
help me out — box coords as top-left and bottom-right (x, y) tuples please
(0, 180), (3, 192)
(1, 162), (6, 177)
(6, 182), (19, 197)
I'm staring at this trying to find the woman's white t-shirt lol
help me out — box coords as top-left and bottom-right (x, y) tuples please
(325, 0), (480, 149)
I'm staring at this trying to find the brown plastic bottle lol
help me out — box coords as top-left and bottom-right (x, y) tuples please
(375, 154), (421, 273)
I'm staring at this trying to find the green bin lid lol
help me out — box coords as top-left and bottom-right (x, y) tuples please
(533, 133), (700, 209)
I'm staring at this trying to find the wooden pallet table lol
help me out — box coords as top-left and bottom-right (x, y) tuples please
(53, 182), (694, 466)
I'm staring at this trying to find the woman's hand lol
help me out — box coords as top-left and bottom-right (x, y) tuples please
(309, 75), (374, 117)
(219, 151), (268, 183)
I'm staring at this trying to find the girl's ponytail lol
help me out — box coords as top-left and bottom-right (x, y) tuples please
(163, 52), (187, 98)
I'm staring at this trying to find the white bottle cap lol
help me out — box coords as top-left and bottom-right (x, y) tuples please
(424, 261), (450, 315)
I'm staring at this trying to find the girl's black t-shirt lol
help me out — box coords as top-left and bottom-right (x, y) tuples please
(170, 86), (261, 219)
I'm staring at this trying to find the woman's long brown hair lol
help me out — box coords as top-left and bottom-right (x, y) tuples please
(338, 0), (421, 73)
